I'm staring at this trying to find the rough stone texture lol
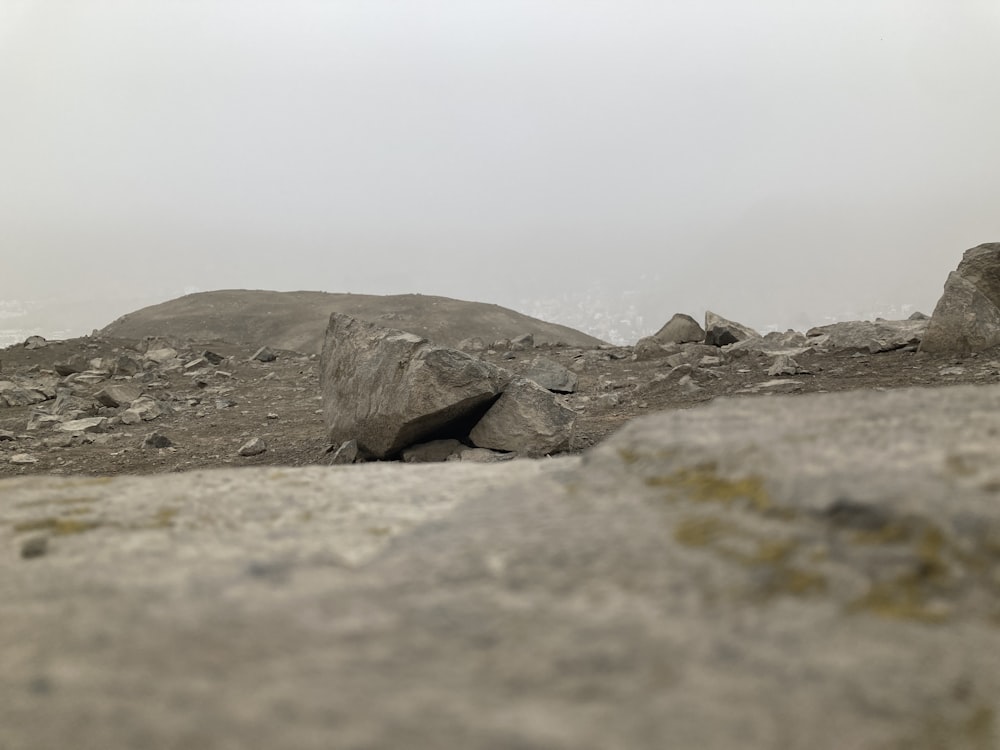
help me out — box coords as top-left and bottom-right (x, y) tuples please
(469, 377), (575, 456)
(401, 439), (464, 463)
(521, 356), (578, 393)
(321, 313), (510, 459)
(250, 346), (277, 363)
(632, 336), (676, 361)
(652, 312), (706, 344)
(7, 386), (1000, 747)
(238, 437), (267, 456)
(704, 311), (760, 346)
(327, 439), (359, 465)
(56, 416), (108, 433)
(807, 319), (927, 353)
(0, 381), (49, 408)
(94, 384), (141, 408)
(920, 244), (1000, 354)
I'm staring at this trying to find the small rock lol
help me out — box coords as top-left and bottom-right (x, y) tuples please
(522, 356), (579, 393)
(266, 412), (279, 420)
(767, 354), (810, 377)
(144, 347), (179, 364)
(94, 384), (141, 408)
(57, 417), (108, 434)
(10, 453), (38, 464)
(401, 439), (464, 463)
(511, 334), (534, 349)
(238, 437), (267, 457)
(20, 536), (48, 559)
(250, 347), (277, 363)
(939, 366), (966, 377)
(0, 429), (15, 441)
(458, 337), (487, 353)
(143, 432), (173, 449)
(201, 350), (225, 365)
(215, 399), (237, 409)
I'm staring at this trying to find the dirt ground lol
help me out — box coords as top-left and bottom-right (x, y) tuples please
(0, 333), (994, 478)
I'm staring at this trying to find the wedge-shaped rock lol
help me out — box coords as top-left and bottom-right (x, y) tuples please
(653, 313), (705, 344)
(704, 311), (760, 347)
(469, 377), (575, 457)
(921, 243), (1000, 354)
(321, 313), (509, 458)
(94, 384), (141, 408)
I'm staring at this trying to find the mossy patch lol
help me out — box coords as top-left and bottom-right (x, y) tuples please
(646, 464), (772, 512)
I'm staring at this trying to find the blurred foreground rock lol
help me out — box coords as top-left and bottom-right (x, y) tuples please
(5, 384), (1000, 748)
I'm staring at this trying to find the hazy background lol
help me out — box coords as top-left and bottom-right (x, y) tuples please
(3, 1), (999, 344)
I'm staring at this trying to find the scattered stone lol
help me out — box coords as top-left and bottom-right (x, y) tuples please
(53, 356), (89, 376)
(401, 439), (464, 463)
(250, 347), (277, 363)
(510, 333), (534, 350)
(632, 337), (674, 361)
(0, 381), (49, 408)
(201, 350), (225, 365)
(215, 399), (238, 409)
(699, 356), (723, 367)
(522, 356), (578, 393)
(767, 354), (810, 376)
(23, 335), (47, 350)
(10, 453), (38, 464)
(94, 384), (141, 408)
(704, 311), (760, 347)
(652, 313), (705, 344)
(20, 535), (48, 559)
(469, 378), (575, 457)
(144, 347), (179, 364)
(143, 432), (173, 449)
(0, 429), (14, 441)
(57, 417), (108, 434)
(921, 243), (1000, 354)
(939, 366), (966, 377)
(320, 314), (509, 459)
(111, 354), (143, 377)
(120, 410), (142, 425)
(266, 413), (279, 420)
(457, 337), (486, 353)
(326, 439), (359, 465)
(127, 396), (166, 422)
(238, 437), (267, 457)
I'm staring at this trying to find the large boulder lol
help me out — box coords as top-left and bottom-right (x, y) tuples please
(468, 377), (576, 456)
(7, 385), (1000, 747)
(652, 313), (705, 344)
(704, 311), (760, 347)
(920, 243), (1000, 354)
(806, 319), (926, 353)
(321, 313), (510, 459)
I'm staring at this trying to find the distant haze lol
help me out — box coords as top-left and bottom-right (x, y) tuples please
(2, 2), (999, 342)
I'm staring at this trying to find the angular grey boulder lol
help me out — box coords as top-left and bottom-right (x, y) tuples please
(522, 356), (578, 393)
(321, 313), (510, 459)
(94, 384), (141, 408)
(652, 312), (705, 344)
(920, 243), (1000, 354)
(469, 377), (575, 456)
(704, 311), (760, 346)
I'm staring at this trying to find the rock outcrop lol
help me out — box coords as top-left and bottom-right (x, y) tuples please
(920, 243), (1000, 354)
(652, 313), (705, 344)
(704, 311), (760, 347)
(320, 313), (510, 459)
(807, 319), (926, 353)
(6, 385), (1000, 748)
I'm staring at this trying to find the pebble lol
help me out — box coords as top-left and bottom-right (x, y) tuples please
(10, 453), (38, 464)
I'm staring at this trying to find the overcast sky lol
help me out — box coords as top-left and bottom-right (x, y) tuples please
(2, 1), (999, 337)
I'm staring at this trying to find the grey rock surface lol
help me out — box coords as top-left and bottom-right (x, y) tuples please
(320, 313), (510, 458)
(921, 243), (1000, 354)
(807, 319), (927, 353)
(652, 312), (705, 344)
(6, 386), (1000, 748)
(401, 438), (464, 463)
(469, 377), (576, 456)
(521, 356), (578, 393)
(704, 310), (760, 346)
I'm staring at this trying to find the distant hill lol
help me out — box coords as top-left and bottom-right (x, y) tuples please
(99, 290), (608, 353)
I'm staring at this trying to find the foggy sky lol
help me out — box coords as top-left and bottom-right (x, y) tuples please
(3, 1), (999, 337)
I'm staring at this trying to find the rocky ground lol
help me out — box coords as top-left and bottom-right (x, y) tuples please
(1, 323), (996, 478)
